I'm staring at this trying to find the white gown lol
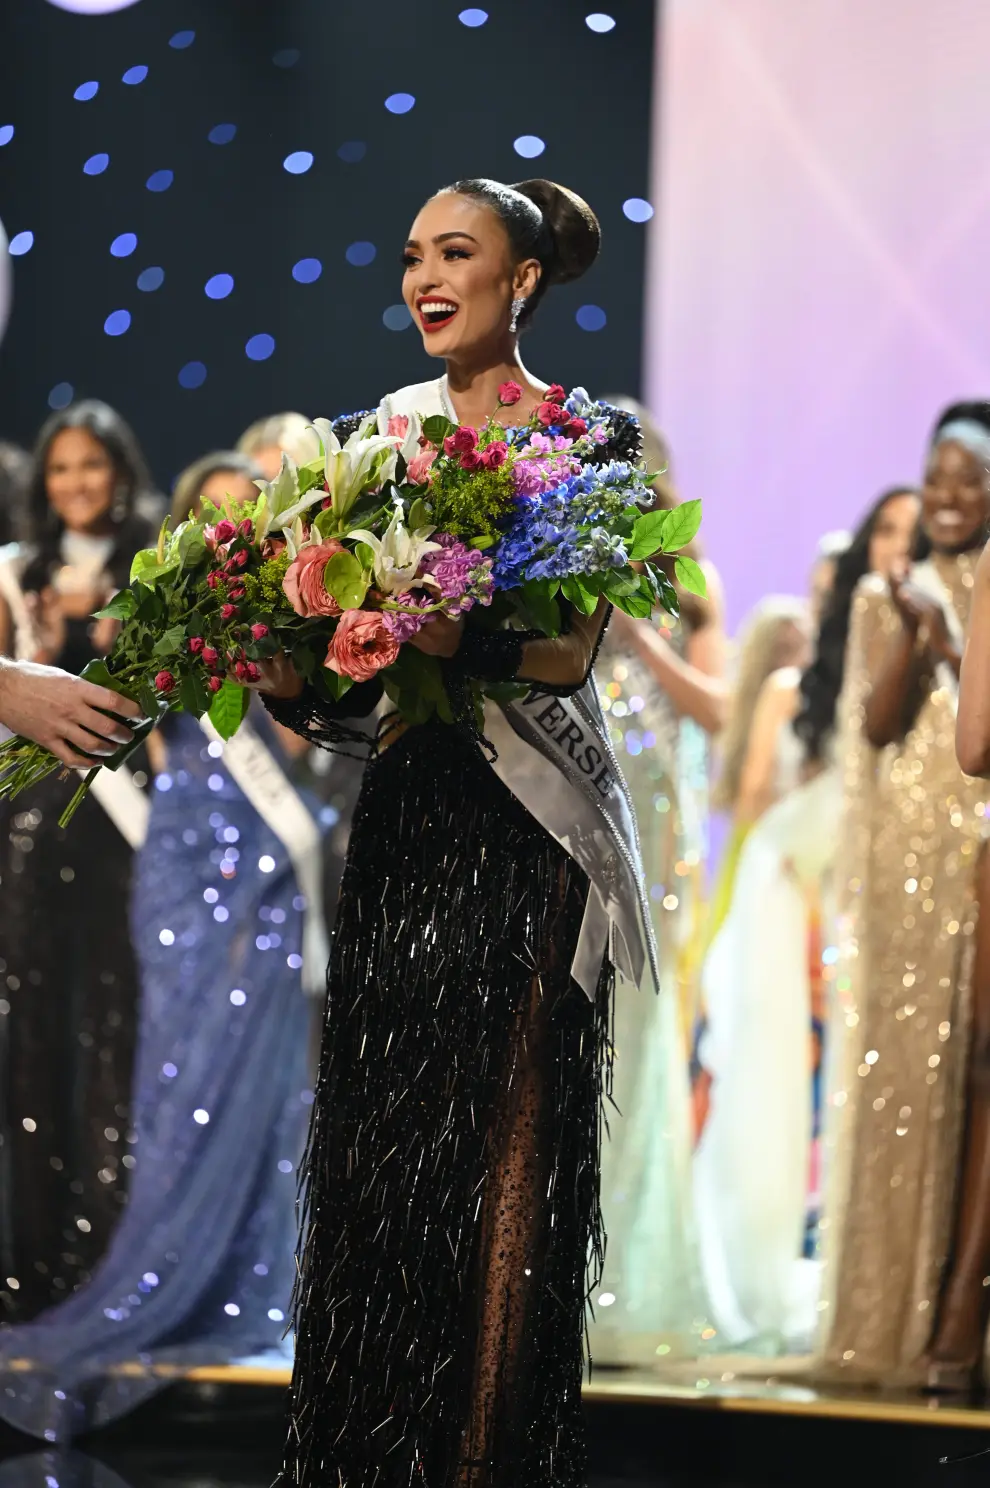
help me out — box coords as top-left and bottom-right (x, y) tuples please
(693, 726), (840, 1351)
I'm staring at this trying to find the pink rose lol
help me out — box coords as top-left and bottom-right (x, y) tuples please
(387, 414), (410, 440)
(481, 441), (508, 470)
(459, 450), (483, 472)
(283, 540), (345, 618)
(498, 380), (523, 406)
(201, 646), (219, 667)
(213, 519), (236, 545)
(221, 603), (238, 621)
(251, 623), (269, 640)
(406, 447), (437, 484)
(154, 670), (175, 694)
(444, 425), (478, 455)
(324, 610), (400, 683)
(188, 636), (205, 654)
(208, 675), (223, 693)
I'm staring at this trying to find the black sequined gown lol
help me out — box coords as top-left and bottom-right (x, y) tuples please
(272, 710), (608, 1488)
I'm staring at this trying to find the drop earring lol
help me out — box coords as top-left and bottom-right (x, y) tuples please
(510, 297), (526, 334)
(111, 483), (128, 523)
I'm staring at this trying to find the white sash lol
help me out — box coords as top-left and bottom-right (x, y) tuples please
(198, 715), (329, 996)
(378, 380), (658, 1000)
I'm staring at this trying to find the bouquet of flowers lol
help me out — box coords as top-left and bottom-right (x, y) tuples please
(0, 381), (703, 824)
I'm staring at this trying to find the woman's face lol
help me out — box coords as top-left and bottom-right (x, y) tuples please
(251, 444), (284, 482)
(45, 426), (117, 534)
(867, 491), (921, 578)
(197, 469), (259, 515)
(922, 439), (990, 551)
(401, 193), (539, 362)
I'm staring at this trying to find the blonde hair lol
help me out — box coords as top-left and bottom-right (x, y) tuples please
(237, 411), (320, 468)
(712, 596), (809, 812)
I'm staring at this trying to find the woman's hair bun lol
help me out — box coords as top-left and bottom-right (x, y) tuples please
(512, 179), (601, 285)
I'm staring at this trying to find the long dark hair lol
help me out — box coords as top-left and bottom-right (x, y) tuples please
(21, 400), (155, 594)
(795, 487), (927, 761)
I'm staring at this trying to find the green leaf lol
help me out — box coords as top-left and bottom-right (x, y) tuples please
(674, 554), (708, 598)
(355, 542), (375, 570)
(654, 567), (680, 618)
(152, 624), (187, 657)
(628, 510), (670, 561)
(660, 499), (702, 553)
(517, 580), (561, 638)
(313, 506), (337, 539)
(469, 534), (495, 550)
(408, 497), (430, 530)
(319, 667), (354, 702)
(297, 462), (325, 498)
(561, 574), (599, 616)
(138, 682), (160, 721)
(179, 671), (210, 717)
(421, 414), (455, 448)
(176, 522), (207, 568)
(208, 679), (250, 740)
(324, 550), (371, 611)
(93, 589), (138, 621)
(130, 547), (179, 586)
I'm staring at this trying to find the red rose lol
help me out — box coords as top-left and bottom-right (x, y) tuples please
(188, 636), (205, 654)
(246, 662), (261, 682)
(206, 572), (223, 590)
(537, 402), (565, 427)
(229, 548), (249, 570)
(459, 450), (483, 472)
(444, 425), (478, 455)
(481, 441), (508, 469)
(154, 670), (175, 694)
(498, 380), (523, 406)
(324, 609), (400, 683)
(221, 603), (238, 621)
(283, 540), (346, 618)
(251, 623), (269, 640)
(228, 584), (246, 600)
(201, 646), (219, 667)
(213, 519), (237, 545)
(237, 518), (253, 538)
(564, 418), (587, 438)
(208, 675), (223, 693)
(233, 660), (249, 681)
(544, 383), (565, 404)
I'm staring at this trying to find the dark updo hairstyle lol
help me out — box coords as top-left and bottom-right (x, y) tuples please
(21, 399), (156, 595)
(794, 485), (927, 761)
(931, 400), (990, 441)
(440, 177), (601, 328)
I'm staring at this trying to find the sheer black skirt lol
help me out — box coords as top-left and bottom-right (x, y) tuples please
(279, 719), (611, 1488)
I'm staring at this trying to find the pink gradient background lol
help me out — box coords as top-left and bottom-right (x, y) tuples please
(647, 0), (990, 626)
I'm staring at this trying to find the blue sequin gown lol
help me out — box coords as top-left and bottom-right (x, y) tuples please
(0, 709), (323, 1440)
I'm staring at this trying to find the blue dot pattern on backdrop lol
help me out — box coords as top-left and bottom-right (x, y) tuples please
(459, 8), (488, 23)
(208, 123), (237, 145)
(146, 169), (174, 192)
(385, 93), (415, 115)
(0, 126), (12, 147)
(74, 81), (99, 101)
(104, 309), (132, 337)
(178, 361), (207, 390)
(84, 153), (110, 176)
(346, 241), (376, 268)
(622, 197), (654, 223)
(513, 135), (545, 159)
(48, 382), (74, 411)
(137, 266), (165, 292)
(273, 48), (300, 67)
(110, 232), (138, 258)
(576, 304), (607, 332)
(585, 12), (616, 31)
(283, 151), (313, 175)
(337, 141), (366, 164)
(382, 304), (412, 332)
(292, 258), (322, 284)
(123, 66), (148, 85)
(169, 30), (195, 48)
(205, 273), (234, 300)
(8, 232), (34, 257)
(245, 333), (275, 361)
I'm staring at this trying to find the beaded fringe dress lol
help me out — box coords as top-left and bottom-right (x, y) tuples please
(268, 404), (646, 1488)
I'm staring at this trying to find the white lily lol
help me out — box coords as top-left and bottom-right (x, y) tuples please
(283, 515), (307, 562)
(253, 451), (300, 539)
(291, 416), (402, 531)
(349, 508), (442, 596)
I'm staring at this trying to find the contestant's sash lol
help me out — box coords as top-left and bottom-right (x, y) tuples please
(198, 715), (329, 995)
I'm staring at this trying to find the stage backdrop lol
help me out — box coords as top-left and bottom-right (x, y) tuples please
(0, 0), (654, 492)
(648, 0), (990, 627)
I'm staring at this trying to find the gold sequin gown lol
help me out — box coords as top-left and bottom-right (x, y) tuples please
(819, 553), (985, 1384)
(588, 619), (709, 1363)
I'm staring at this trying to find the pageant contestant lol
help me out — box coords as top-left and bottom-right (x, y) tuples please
(820, 420), (990, 1385)
(0, 401), (154, 1321)
(255, 178), (657, 1488)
